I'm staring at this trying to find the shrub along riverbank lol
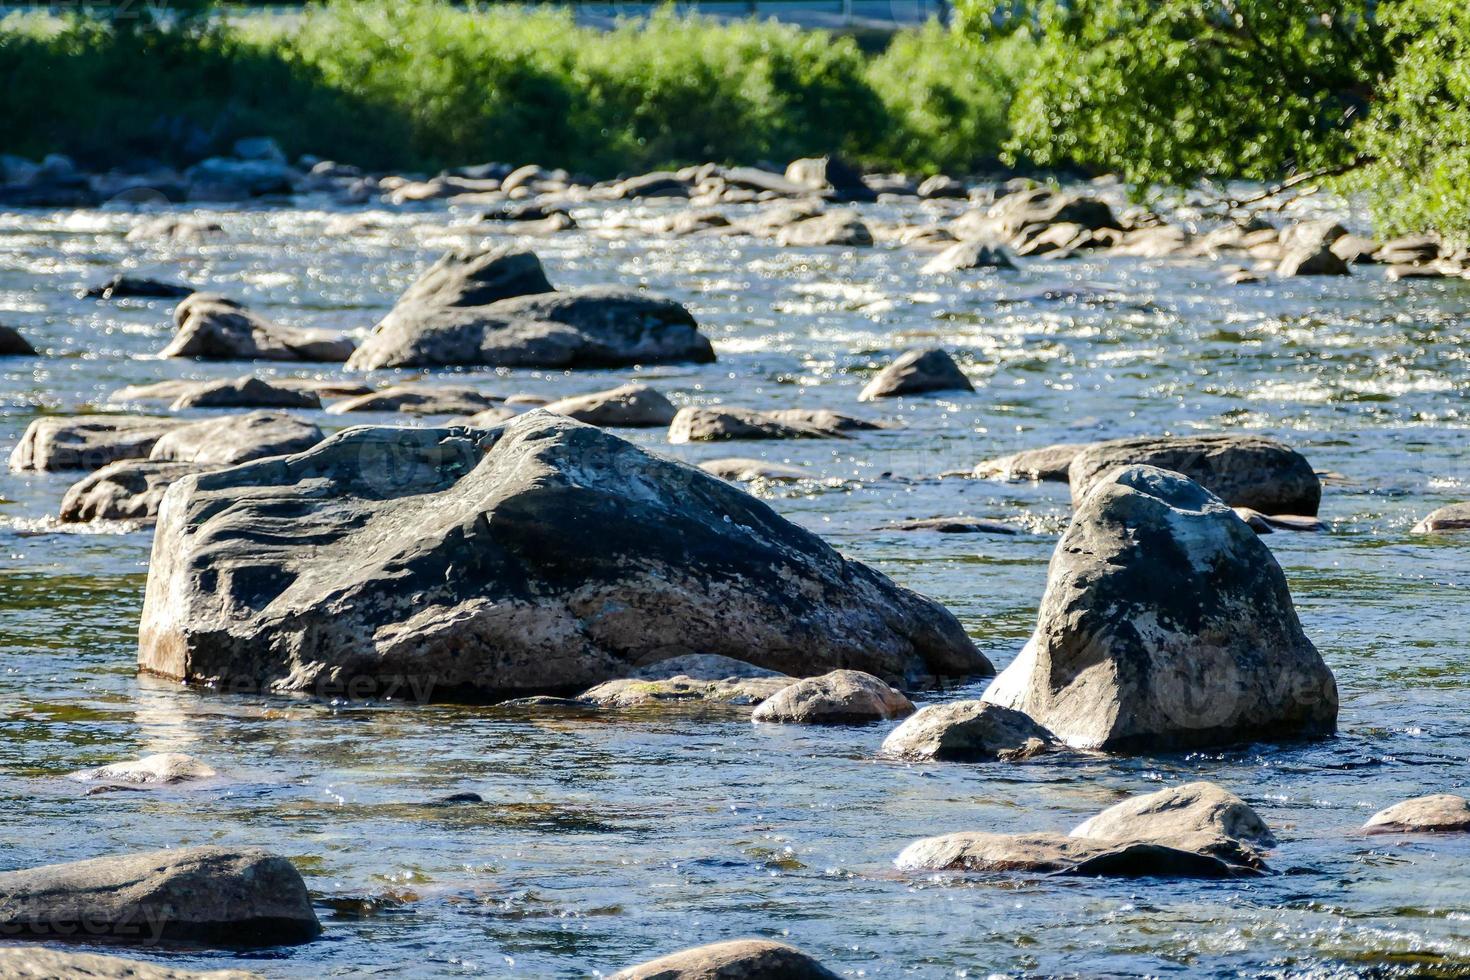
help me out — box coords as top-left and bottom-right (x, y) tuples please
(0, 2), (1033, 177)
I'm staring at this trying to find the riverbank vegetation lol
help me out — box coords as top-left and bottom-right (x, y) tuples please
(1, 0), (1467, 235)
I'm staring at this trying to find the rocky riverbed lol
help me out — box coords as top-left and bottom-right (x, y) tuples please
(1, 156), (1469, 977)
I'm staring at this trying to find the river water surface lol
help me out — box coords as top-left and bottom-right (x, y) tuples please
(1, 192), (1468, 977)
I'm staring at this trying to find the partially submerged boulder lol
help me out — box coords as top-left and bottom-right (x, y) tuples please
(1363, 794), (1470, 834)
(880, 700), (1057, 762)
(776, 210), (874, 247)
(0, 948), (259, 980)
(347, 247), (713, 370)
(983, 465), (1338, 752)
(69, 752), (218, 786)
(698, 458), (814, 482)
(0, 325), (36, 355)
(668, 407), (837, 443)
(611, 939), (840, 980)
(326, 384), (500, 416)
(10, 416), (185, 472)
(83, 274), (194, 301)
(0, 847), (319, 946)
(139, 415), (988, 698)
(750, 669), (914, 725)
(580, 673), (794, 708)
(163, 294), (356, 362)
(542, 383), (677, 428)
(858, 348), (973, 402)
(148, 412), (323, 466)
(974, 443), (1084, 482)
(895, 830), (1264, 878)
(881, 516), (1019, 535)
(1278, 245), (1350, 277)
(170, 376), (322, 410)
(1412, 502), (1470, 534)
(1071, 781), (1275, 847)
(921, 240), (1015, 275)
(1067, 434), (1321, 515)
(60, 460), (212, 524)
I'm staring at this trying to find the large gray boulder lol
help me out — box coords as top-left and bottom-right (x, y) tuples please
(0, 847), (319, 946)
(60, 460), (212, 523)
(10, 416), (185, 472)
(148, 412), (324, 466)
(895, 830), (1264, 879)
(668, 407), (838, 443)
(612, 939), (840, 980)
(0, 948), (259, 979)
(170, 376), (321, 410)
(347, 247), (713, 370)
(750, 669), (914, 725)
(1067, 434), (1321, 515)
(139, 414), (989, 699)
(163, 294), (355, 362)
(879, 700), (1057, 761)
(543, 383), (677, 428)
(984, 465), (1337, 752)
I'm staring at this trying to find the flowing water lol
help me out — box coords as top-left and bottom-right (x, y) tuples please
(0, 191), (1468, 978)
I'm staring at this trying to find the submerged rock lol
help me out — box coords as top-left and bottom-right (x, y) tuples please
(10, 416), (185, 472)
(628, 654), (784, 681)
(0, 325), (36, 355)
(668, 407), (837, 443)
(148, 412), (323, 466)
(69, 752), (218, 786)
(974, 443), (1084, 482)
(880, 701), (1057, 761)
(163, 294), (355, 362)
(1232, 507), (1326, 534)
(139, 414), (988, 699)
(698, 458), (814, 482)
(612, 939), (840, 980)
(542, 383), (677, 428)
(984, 465), (1337, 752)
(1067, 434), (1321, 515)
(858, 348), (973, 401)
(580, 674), (794, 708)
(0, 948), (260, 980)
(0, 847), (319, 946)
(1364, 794), (1470, 833)
(326, 384), (501, 416)
(347, 247), (713, 370)
(881, 516), (1019, 535)
(895, 830), (1263, 878)
(170, 376), (322, 410)
(83, 275), (194, 301)
(751, 669), (914, 724)
(1412, 502), (1470, 534)
(1071, 781), (1275, 847)
(60, 460), (212, 523)
(921, 240), (1015, 274)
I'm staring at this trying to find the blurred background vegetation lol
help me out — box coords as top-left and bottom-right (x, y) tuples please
(0, 0), (1464, 235)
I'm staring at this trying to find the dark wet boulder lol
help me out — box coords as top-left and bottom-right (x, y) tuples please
(895, 830), (1265, 878)
(1067, 434), (1321, 516)
(775, 210), (874, 247)
(148, 412), (324, 466)
(69, 752), (218, 786)
(170, 376), (322, 410)
(1278, 244), (1350, 277)
(611, 939), (840, 980)
(698, 458), (814, 482)
(138, 414), (988, 699)
(543, 383), (677, 428)
(0, 948), (261, 980)
(751, 669), (915, 725)
(0, 847), (320, 946)
(347, 247), (712, 370)
(0, 325), (35, 355)
(1071, 781), (1275, 847)
(1412, 502), (1470, 534)
(974, 443), (1084, 482)
(1363, 794), (1470, 833)
(668, 407), (838, 443)
(164, 294), (356, 362)
(327, 384), (501, 416)
(83, 275), (194, 301)
(881, 516), (1019, 535)
(921, 240), (1014, 274)
(880, 700), (1057, 761)
(984, 465), (1338, 751)
(10, 415), (185, 472)
(858, 348), (973, 402)
(60, 460), (213, 523)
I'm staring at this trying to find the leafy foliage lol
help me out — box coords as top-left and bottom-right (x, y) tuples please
(961, 0), (1392, 186)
